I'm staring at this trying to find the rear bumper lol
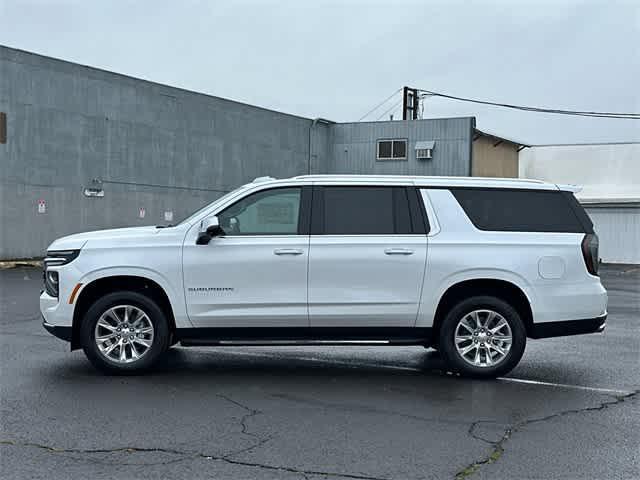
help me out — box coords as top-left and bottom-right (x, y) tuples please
(530, 313), (607, 339)
(43, 319), (72, 342)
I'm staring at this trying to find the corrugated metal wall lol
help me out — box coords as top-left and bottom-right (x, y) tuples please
(0, 46), (473, 259)
(329, 118), (473, 176)
(0, 47), (327, 259)
(585, 205), (640, 264)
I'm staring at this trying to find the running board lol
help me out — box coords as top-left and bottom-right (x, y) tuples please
(176, 327), (433, 347)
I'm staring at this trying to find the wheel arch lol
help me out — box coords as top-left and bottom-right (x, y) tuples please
(431, 278), (534, 344)
(71, 275), (176, 350)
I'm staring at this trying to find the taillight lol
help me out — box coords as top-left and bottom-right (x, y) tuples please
(581, 233), (599, 276)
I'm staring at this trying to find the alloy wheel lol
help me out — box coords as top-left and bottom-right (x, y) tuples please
(454, 309), (512, 368)
(94, 305), (155, 364)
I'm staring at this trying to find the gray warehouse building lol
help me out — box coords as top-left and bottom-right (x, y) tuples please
(0, 46), (524, 259)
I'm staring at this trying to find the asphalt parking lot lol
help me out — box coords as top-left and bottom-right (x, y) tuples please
(0, 265), (638, 480)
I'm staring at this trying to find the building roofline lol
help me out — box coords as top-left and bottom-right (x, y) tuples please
(336, 116), (476, 126)
(527, 141), (640, 147)
(0, 43), (322, 123)
(473, 128), (530, 149)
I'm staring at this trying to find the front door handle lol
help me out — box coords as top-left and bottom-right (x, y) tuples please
(274, 248), (304, 256)
(384, 248), (414, 255)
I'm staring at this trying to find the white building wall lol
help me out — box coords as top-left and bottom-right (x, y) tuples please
(520, 143), (640, 264)
(584, 207), (640, 264)
(519, 143), (640, 202)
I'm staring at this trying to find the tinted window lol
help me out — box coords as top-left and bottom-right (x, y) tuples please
(561, 191), (594, 234)
(377, 141), (392, 159)
(451, 188), (587, 233)
(218, 187), (301, 235)
(317, 187), (411, 235)
(392, 140), (406, 158)
(377, 139), (407, 160)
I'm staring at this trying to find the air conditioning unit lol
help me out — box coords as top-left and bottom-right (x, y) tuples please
(415, 140), (435, 160)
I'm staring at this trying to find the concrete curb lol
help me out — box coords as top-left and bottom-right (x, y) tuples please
(0, 260), (43, 269)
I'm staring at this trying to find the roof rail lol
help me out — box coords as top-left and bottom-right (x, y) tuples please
(293, 174), (546, 184)
(252, 176), (277, 183)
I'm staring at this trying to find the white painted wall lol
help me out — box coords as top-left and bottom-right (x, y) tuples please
(585, 207), (640, 264)
(519, 143), (640, 264)
(519, 143), (640, 202)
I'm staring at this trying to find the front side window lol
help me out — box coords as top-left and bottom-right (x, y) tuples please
(377, 139), (407, 160)
(218, 187), (301, 235)
(316, 186), (411, 235)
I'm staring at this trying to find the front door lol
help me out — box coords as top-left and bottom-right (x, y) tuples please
(308, 186), (427, 327)
(183, 186), (310, 327)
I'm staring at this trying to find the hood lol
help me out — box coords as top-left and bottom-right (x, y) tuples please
(47, 226), (162, 251)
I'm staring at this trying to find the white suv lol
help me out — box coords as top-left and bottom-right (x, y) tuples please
(40, 175), (607, 377)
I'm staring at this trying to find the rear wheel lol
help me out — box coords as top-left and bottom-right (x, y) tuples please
(80, 291), (170, 375)
(438, 296), (526, 378)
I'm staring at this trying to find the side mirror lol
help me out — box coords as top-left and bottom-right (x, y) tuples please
(196, 216), (223, 245)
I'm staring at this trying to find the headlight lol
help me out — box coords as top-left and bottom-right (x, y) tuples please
(43, 250), (80, 298)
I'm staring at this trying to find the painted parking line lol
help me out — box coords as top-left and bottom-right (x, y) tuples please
(189, 347), (634, 396)
(495, 377), (631, 396)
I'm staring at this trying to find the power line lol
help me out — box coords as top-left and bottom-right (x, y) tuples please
(357, 88), (402, 121)
(417, 89), (640, 119)
(376, 99), (403, 121)
(101, 179), (231, 193)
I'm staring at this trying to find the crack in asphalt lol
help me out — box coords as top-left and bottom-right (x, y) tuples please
(0, 378), (426, 479)
(0, 392), (388, 479)
(271, 391), (473, 428)
(456, 389), (640, 479)
(0, 440), (192, 466)
(0, 437), (388, 480)
(215, 393), (275, 459)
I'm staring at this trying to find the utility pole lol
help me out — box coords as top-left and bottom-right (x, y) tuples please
(402, 86), (419, 121)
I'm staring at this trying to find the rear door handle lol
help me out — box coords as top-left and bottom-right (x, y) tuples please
(384, 248), (414, 255)
(274, 248), (304, 256)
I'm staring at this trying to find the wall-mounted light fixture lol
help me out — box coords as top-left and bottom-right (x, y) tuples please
(83, 178), (104, 197)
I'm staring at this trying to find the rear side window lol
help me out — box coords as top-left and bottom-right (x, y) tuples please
(451, 188), (589, 233)
(561, 190), (594, 233)
(312, 186), (412, 235)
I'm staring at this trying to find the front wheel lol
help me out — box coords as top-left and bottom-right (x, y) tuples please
(438, 296), (526, 378)
(80, 291), (170, 375)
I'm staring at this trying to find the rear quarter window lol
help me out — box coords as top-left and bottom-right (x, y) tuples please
(451, 188), (590, 233)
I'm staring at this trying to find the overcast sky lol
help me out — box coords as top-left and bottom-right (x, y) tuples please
(1, 0), (638, 144)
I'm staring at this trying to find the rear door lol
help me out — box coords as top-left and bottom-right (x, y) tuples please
(308, 185), (428, 327)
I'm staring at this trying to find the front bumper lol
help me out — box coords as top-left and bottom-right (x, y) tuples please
(530, 313), (607, 339)
(43, 319), (73, 342)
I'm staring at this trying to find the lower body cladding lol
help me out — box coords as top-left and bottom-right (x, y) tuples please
(41, 288), (607, 378)
(42, 321), (72, 341)
(42, 317), (607, 346)
(176, 327), (433, 346)
(529, 314), (607, 339)
(175, 316), (607, 346)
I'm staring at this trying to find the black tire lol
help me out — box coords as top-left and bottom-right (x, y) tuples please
(438, 296), (526, 378)
(80, 291), (170, 375)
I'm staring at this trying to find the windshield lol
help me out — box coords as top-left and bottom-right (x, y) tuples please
(175, 185), (250, 226)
